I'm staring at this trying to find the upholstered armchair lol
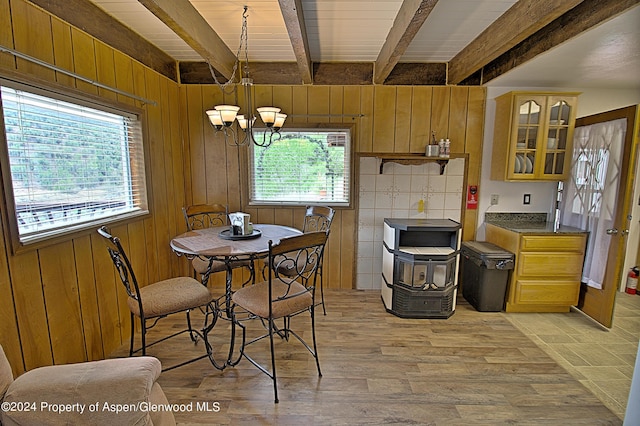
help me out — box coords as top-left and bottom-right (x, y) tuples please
(0, 345), (175, 425)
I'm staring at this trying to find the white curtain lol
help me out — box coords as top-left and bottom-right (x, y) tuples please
(560, 118), (626, 289)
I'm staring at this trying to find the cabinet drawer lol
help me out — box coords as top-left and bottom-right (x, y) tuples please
(514, 279), (580, 305)
(520, 235), (585, 252)
(518, 252), (584, 277)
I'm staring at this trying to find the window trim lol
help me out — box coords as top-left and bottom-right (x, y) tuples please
(0, 70), (151, 254)
(246, 123), (355, 209)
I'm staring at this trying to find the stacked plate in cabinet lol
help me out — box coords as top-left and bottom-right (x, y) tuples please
(514, 154), (533, 174)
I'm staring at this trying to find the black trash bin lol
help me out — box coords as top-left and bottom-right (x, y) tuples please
(460, 241), (514, 312)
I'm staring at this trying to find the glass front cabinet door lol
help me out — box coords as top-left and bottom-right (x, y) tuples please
(491, 91), (579, 181)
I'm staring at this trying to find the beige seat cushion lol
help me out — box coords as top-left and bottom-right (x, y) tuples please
(192, 257), (252, 275)
(128, 277), (213, 318)
(232, 280), (312, 319)
(0, 344), (14, 401)
(2, 356), (174, 426)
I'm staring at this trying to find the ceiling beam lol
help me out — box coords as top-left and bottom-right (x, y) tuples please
(373, 0), (439, 85)
(27, 0), (177, 81)
(136, 0), (237, 79)
(482, 0), (640, 84)
(278, 0), (312, 84)
(448, 0), (584, 85)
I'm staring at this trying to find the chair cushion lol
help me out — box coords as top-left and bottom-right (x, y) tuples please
(2, 356), (167, 425)
(0, 344), (14, 401)
(191, 257), (252, 275)
(149, 382), (176, 425)
(128, 277), (213, 318)
(232, 279), (312, 319)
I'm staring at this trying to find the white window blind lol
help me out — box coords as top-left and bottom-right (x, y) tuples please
(0, 84), (148, 244)
(249, 128), (351, 206)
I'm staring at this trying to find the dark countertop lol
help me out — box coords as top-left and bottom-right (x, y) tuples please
(486, 220), (587, 234)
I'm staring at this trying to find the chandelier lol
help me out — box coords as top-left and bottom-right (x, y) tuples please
(205, 6), (286, 148)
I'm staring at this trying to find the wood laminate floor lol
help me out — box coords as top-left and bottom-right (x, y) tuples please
(114, 290), (623, 425)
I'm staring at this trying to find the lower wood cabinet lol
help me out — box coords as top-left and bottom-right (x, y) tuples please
(485, 224), (587, 312)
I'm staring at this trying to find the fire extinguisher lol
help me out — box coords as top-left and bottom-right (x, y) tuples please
(626, 267), (639, 294)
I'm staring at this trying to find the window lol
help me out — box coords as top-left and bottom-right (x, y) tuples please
(249, 127), (351, 206)
(0, 80), (148, 246)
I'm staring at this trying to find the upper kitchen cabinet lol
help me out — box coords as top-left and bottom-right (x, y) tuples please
(491, 92), (580, 181)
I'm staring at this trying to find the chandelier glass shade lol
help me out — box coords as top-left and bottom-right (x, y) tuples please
(205, 7), (286, 148)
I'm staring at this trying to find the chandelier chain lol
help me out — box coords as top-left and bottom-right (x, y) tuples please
(208, 6), (250, 94)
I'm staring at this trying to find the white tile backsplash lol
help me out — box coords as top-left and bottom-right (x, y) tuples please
(356, 157), (464, 289)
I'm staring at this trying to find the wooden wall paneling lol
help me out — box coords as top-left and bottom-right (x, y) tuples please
(431, 86), (451, 141)
(307, 85), (330, 124)
(325, 209), (341, 289)
(90, 223), (125, 357)
(131, 60), (150, 117)
(113, 51), (135, 106)
(126, 219), (149, 303)
(291, 85), (308, 125)
(394, 86), (412, 152)
(462, 87), (486, 241)
(256, 207), (276, 225)
(339, 209), (356, 289)
(50, 17), (74, 88)
(0, 222), (24, 375)
(209, 84), (231, 206)
(8, 250), (52, 370)
(72, 234), (104, 361)
(448, 86), (469, 154)
(144, 69), (171, 281)
(409, 86), (432, 153)
(126, 214), (149, 291)
(159, 79), (178, 254)
(358, 86), (374, 153)
(131, 62), (162, 287)
(178, 87), (193, 210)
(342, 86), (361, 127)
(39, 241), (86, 364)
(110, 223), (133, 344)
(274, 207), (295, 228)
(372, 86), (396, 152)
(12, 1), (54, 80)
(165, 82), (187, 275)
(272, 85), (293, 116)
(185, 85), (207, 204)
(329, 86), (343, 124)
(95, 41), (117, 101)
(70, 28), (98, 95)
(0, 0), (13, 69)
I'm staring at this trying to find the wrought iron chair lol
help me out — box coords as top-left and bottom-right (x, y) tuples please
(98, 226), (216, 371)
(182, 204), (254, 287)
(231, 231), (328, 403)
(302, 205), (335, 314)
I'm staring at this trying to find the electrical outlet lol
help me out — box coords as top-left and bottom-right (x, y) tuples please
(490, 194), (499, 205)
(523, 194), (531, 205)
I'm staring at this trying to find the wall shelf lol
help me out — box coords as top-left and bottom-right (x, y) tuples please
(365, 153), (466, 175)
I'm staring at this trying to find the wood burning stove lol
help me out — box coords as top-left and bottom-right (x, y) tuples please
(381, 218), (461, 318)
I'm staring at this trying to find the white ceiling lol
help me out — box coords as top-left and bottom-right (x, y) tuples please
(88, 0), (640, 89)
(487, 5), (640, 89)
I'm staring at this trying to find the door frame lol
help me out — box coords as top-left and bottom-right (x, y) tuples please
(576, 105), (640, 327)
